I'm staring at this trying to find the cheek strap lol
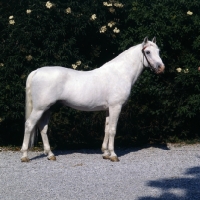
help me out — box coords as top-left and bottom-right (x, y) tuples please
(142, 47), (154, 71)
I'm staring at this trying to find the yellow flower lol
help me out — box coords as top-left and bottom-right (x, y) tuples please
(100, 26), (107, 33)
(84, 65), (88, 69)
(187, 11), (193, 15)
(176, 68), (182, 72)
(9, 16), (14, 19)
(108, 21), (116, 27)
(72, 64), (78, 69)
(113, 27), (120, 33)
(21, 74), (26, 79)
(26, 55), (33, 61)
(46, 1), (53, 9)
(103, 2), (112, 6)
(90, 14), (97, 21)
(65, 7), (71, 14)
(9, 20), (15, 25)
(76, 61), (81, 65)
(114, 3), (124, 8)
(0, 63), (4, 67)
(26, 9), (32, 14)
(184, 68), (189, 73)
(109, 7), (115, 13)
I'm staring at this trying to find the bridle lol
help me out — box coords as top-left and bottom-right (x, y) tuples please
(142, 46), (155, 72)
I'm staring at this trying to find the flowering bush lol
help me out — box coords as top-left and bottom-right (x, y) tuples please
(117, 0), (200, 143)
(0, 0), (126, 145)
(0, 0), (200, 147)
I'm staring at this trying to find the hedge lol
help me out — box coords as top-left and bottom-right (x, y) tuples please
(0, 0), (200, 148)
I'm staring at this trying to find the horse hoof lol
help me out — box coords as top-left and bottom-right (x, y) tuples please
(47, 155), (56, 161)
(110, 156), (120, 162)
(102, 155), (110, 160)
(21, 157), (30, 162)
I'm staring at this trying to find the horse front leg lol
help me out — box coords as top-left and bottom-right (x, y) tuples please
(102, 110), (110, 159)
(108, 105), (121, 162)
(102, 105), (122, 162)
(38, 110), (56, 161)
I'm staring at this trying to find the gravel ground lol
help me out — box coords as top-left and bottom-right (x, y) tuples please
(0, 144), (200, 200)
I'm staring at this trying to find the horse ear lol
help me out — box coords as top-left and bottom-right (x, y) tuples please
(152, 37), (156, 44)
(143, 37), (148, 46)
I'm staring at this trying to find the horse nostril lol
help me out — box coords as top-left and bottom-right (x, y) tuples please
(158, 64), (165, 69)
(157, 64), (165, 73)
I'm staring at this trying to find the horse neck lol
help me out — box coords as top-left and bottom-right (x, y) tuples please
(123, 44), (144, 85)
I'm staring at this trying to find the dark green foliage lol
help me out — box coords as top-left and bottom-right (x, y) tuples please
(118, 0), (200, 143)
(0, 0), (200, 147)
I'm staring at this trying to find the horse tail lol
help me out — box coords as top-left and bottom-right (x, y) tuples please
(25, 70), (37, 148)
(26, 70), (36, 120)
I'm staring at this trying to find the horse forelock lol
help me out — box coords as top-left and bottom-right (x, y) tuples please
(145, 41), (158, 49)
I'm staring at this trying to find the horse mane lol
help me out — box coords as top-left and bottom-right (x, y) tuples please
(102, 44), (140, 65)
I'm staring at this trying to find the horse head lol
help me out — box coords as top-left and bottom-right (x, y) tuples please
(142, 37), (165, 74)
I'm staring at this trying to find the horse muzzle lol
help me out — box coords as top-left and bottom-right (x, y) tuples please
(156, 65), (165, 74)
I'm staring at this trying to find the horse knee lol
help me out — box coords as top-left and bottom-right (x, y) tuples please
(109, 127), (116, 136)
(25, 120), (34, 133)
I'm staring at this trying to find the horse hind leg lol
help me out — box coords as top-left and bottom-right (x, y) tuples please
(21, 109), (44, 162)
(38, 110), (56, 161)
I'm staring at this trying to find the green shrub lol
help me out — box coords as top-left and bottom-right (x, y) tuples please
(0, 0), (126, 146)
(0, 0), (200, 147)
(118, 0), (200, 143)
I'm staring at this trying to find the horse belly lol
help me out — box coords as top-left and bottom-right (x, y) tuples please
(61, 80), (108, 111)
(62, 101), (108, 111)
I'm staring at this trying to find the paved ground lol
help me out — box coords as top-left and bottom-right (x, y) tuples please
(0, 144), (200, 200)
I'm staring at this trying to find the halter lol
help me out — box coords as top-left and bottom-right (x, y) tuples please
(142, 46), (155, 72)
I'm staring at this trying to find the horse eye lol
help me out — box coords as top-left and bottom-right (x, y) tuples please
(146, 51), (150, 55)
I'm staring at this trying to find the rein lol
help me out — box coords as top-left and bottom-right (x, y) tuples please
(142, 46), (155, 72)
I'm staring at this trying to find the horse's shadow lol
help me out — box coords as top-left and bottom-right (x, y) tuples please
(138, 165), (200, 200)
(30, 154), (46, 161)
(114, 143), (170, 157)
(30, 143), (170, 160)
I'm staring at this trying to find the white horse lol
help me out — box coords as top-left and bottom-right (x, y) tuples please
(21, 37), (165, 162)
